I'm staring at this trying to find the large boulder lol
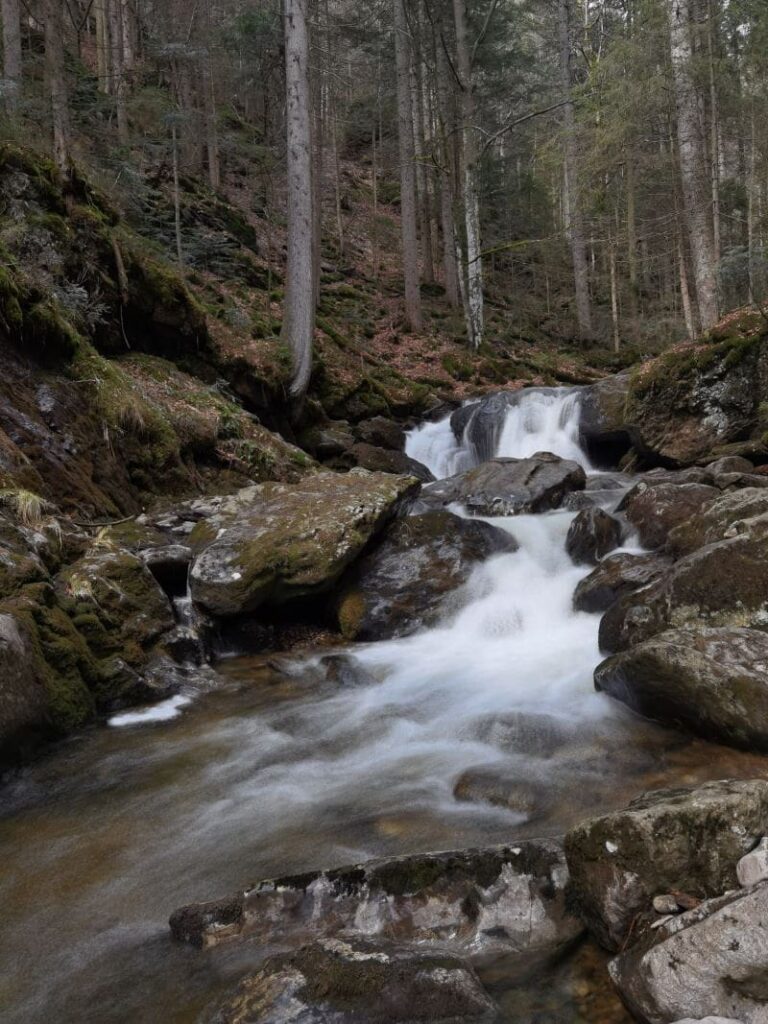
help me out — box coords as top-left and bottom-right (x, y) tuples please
(667, 488), (768, 556)
(0, 613), (50, 761)
(565, 508), (622, 565)
(338, 442), (434, 482)
(618, 482), (719, 550)
(170, 841), (582, 964)
(609, 882), (768, 1024)
(564, 779), (768, 951)
(419, 454), (586, 516)
(572, 552), (671, 613)
(579, 374), (632, 465)
(595, 627), (768, 751)
(189, 472), (420, 617)
(209, 939), (498, 1024)
(336, 511), (517, 640)
(355, 416), (407, 452)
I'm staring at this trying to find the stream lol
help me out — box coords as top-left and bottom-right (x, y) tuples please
(3, 388), (768, 1023)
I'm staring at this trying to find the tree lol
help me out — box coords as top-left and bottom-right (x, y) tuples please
(1, 0), (22, 113)
(393, 0), (423, 331)
(44, 0), (71, 177)
(281, 0), (316, 404)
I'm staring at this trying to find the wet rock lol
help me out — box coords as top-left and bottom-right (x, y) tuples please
(595, 627), (768, 751)
(337, 511), (517, 640)
(618, 482), (718, 549)
(667, 488), (768, 556)
(139, 544), (192, 595)
(299, 423), (355, 460)
(565, 508), (622, 565)
(453, 766), (550, 818)
(419, 454), (586, 516)
(319, 653), (379, 688)
(609, 882), (768, 1023)
(714, 471), (768, 491)
(338, 443), (434, 482)
(355, 416), (406, 452)
(737, 837), (768, 888)
(468, 710), (570, 757)
(170, 840), (583, 964)
(642, 467), (716, 485)
(564, 779), (768, 951)
(573, 553), (670, 614)
(450, 392), (514, 463)
(0, 613), (50, 761)
(707, 455), (755, 475)
(210, 938), (498, 1024)
(189, 472), (420, 617)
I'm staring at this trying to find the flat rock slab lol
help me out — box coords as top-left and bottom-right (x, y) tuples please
(609, 883), (768, 1024)
(170, 841), (582, 965)
(189, 471), (420, 617)
(209, 938), (498, 1024)
(564, 779), (768, 951)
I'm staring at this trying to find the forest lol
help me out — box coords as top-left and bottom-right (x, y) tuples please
(3, 2), (768, 1023)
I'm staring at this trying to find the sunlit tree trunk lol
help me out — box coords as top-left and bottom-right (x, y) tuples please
(1, 0), (22, 112)
(393, 0), (422, 330)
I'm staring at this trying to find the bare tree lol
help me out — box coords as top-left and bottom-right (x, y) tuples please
(393, 0), (422, 331)
(282, 0), (316, 403)
(44, 0), (71, 176)
(1, 0), (22, 113)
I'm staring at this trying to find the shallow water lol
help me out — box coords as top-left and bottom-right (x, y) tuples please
(2, 388), (768, 1023)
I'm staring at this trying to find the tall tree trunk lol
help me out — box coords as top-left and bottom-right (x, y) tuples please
(282, 0), (315, 402)
(108, 0), (128, 144)
(96, 0), (110, 94)
(453, 0), (483, 349)
(668, 0), (719, 329)
(677, 234), (696, 340)
(44, 0), (71, 176)
(558, 0), (592, 341)
(171, 123), (183, 264)
(432, 6), (460, 308)
(1, 0), (22, 112)
(411, 3), (434, 284)
(393, 0), (422, 331)
(707, 0), (721, 265)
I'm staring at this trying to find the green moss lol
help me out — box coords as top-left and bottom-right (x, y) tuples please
(25, 301), (83, 360)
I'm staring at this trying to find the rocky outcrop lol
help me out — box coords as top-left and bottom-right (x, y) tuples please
(336, 511), (517, 640)
(667, 488), (768, 556)
(170, 841), (582, 964)
(618, 482), (719, 549)
(0, 614), (51, 761)
(564, 779), (768, 951)
(338, 443), (434, 482)
(419, 454), (586, 516)
(579, 374), (632, 465)
(595, 627), (768, 751)
(209, 938), (498, 1024)
(609, 882), (768, 1024)
(565, 508), (622, 565)
(355, 416), (407, 452)
(189, 471), (420, 617)
(573, 553), (670, 613)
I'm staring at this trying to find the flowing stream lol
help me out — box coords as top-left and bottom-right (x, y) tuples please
(2, 388), (768, 1023)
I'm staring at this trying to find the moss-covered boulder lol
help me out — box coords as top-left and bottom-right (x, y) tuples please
(337, 511), (517, 640)
(618, 481), (719, 549)
(189, 471), (420, 617)
(572, 552), (671, 614)
(565, 779), (768, 951)
(210, 939), (498, 1024)
(596, 627), (768, 751)
(336, 442), (434, 482)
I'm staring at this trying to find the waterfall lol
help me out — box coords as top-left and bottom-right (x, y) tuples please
(406, 387), (591, 478)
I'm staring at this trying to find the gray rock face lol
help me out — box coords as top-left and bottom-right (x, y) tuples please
(609, 883), (768, 1024)
(189, 473), (420, 617)
(595, 627), (768, 751)
(0, 614), (49, 761)
(169, 841), (583, 964)
(565, 508), (623, 565)
(336, 511), (517, 640)
(210, 938), (498, 1024)
(618, 482), (719, 549)
(573, 552), (670, 613)
(420, 454), (586, 516)
(564, 779), (768, 951)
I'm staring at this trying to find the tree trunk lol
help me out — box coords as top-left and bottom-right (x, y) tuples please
(393, 0), (422, 331)
(108, 0), (129, 144)
(678, 234), (696, 340)
(410, 4), (434, 284)
(453, 0), (483, 349)
(282, 0), (315, 402)
(171, 123), (183, 264)
(558, 0), (593, 341)
(432, 6), (460, 308)
(44, 0), (71, 176)
(96, 0), (110, 94)
(668, 0), (719, 329)
(1, 0), (22, 112)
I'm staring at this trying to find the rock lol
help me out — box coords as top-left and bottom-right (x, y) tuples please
(355, 416), (406, 452)
(652, 894), (681, 915)
(0, 613), (51, 761)
(467, 710), (570, 757)
(419, 454), (586, 516)
(453, 766), (549, 818)
(579, 375), (632, 466)
(337, 511), (517, 640)
(573, 553), (671, 614)
(643, 467), (716, 485)
(564, 779), (768, 951)
(300, 423), (355, 460)
(594, 627), (768, 750)
(169, 840), (583, 964)
(608, 882), (768, 1023)
(618, 482), (719, 549)
(671, 1019), (746, 1024)
(737, 837), (768, 887)
(667, 488), (768, 556)
(450, 392), (513, 463)
(189, 472), (420, 617)
(714, 471), (768, 490)
(139, 544), (192, 594)
(319, 653), (379, 688)
(209, 939), (498, 1024)
(565, 508), (623, 565)
(339, 442), (434, 482)
(706, 455), (755, 475)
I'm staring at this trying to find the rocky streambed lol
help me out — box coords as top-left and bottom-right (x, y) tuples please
(4, 384), (768, 1022)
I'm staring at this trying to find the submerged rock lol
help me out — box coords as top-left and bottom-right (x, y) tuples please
(453, 766), (550, 819)
(618, 482), (718, 549)
(210, 938), (498, 1024)
(609, 882), (768, 1024)
(565, 508), (622, 565)
(419, 454), (586, 516)
(594, 627), (768, 751)
(337, 511), (517, 640)
(189, 472), (420, 617)
(564, 779), (768, 951)
(572, 552), (670, 614)
(170, 841), (582, 964)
